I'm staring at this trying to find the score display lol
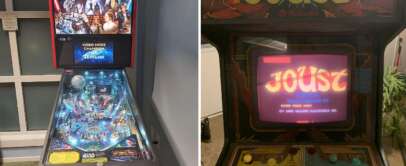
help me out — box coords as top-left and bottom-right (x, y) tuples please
(74, 42), (114, 64)
(256, 55), (349, 124)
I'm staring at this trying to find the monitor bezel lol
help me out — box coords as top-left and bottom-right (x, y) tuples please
(249, 44), (355, 132)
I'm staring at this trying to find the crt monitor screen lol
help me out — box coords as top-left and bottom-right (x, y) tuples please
(256, 54), (349, 124)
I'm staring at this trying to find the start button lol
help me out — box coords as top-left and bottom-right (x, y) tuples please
(242, 153), (253, 164)
(49, 151), (80, 164)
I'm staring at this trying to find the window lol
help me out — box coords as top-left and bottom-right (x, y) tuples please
(0, 0), (5, 10)
(0, 22), (12, 76)
(18, 19), (57, 75)
(24, 83), (58, 130)
(0, 0), (60, 153)
(0, 84), (19, 131)
(14, 0), (48, 11)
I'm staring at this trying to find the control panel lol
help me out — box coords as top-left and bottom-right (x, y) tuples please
(233, 145), (376, 166)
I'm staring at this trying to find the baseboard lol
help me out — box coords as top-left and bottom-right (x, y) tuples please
(1, 156), (40, 163)
(201, 111), (223, 119)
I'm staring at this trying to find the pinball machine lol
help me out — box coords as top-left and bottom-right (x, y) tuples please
(202, 0), (406, 165)
(40, 0), (156, 165)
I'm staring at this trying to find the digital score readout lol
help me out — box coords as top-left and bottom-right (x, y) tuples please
(257, 55), (349, 124)
(74, 42), (114, 65)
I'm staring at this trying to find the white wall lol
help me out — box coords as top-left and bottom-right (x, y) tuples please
(397, 30), (406, 74)
(384, 35), (398, 68)
(151, 0), (198, 165)
(201, 44), (223, 118)
(385, 29), (406, 73)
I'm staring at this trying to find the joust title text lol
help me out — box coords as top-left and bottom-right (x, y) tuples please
(265, 66), (348, 93)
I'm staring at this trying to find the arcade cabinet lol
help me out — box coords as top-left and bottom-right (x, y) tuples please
(41, 0), (156, 165)
(202, 0), (406, 165)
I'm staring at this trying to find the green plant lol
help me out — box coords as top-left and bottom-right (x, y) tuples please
(382, 67), (406, 145)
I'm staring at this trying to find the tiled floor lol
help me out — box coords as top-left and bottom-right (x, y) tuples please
(202, 115), (405, 166)
(201, 116), (224, 166)
(382, 137), (405, 166)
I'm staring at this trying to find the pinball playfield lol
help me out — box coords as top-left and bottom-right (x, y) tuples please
(43, 70), (152, 165)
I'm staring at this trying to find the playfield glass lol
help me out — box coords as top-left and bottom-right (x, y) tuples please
(257, 55), (349, 124)
(44, 69), (152, 165)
